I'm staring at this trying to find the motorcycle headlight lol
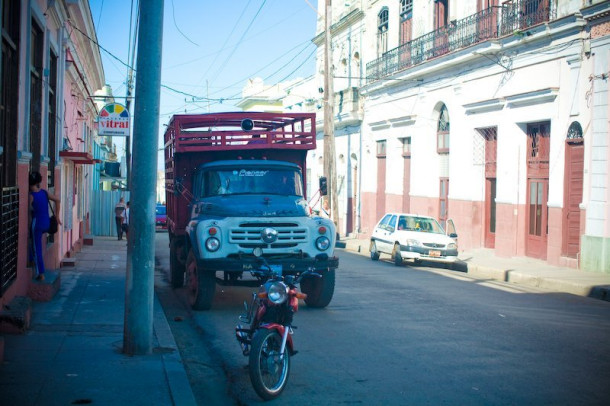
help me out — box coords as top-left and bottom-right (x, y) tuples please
(205, 237), (220, 252)
(267, 282), (288, 304)
(406, 239), (422, 247)
(316, 236), (330, 251)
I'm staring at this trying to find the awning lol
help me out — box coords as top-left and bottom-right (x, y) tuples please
(59, 151), (101, 165)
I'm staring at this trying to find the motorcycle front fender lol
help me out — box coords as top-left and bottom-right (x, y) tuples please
(259, 323), (295, 354)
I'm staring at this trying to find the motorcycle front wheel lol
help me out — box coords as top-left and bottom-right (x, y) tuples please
(249, 329), (290, 400)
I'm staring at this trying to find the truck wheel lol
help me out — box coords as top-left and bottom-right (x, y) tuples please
(301, 269), (335, 308)
(169, 237), (186, 288)
(186, 249), (216, 310)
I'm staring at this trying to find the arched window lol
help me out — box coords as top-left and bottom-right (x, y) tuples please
(437, 104), (450, 153)
(567, 121), (583, 143)
(378, 7), (389, 57)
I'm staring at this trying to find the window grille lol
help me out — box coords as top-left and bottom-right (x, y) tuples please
(1, 187), (19, 296)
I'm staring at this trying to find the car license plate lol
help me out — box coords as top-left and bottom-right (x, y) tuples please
(428, 250), (441, 257)
(269, 264), (283, 276)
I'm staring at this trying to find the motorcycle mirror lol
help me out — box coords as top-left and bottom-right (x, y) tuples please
(253, 247), (263, 257)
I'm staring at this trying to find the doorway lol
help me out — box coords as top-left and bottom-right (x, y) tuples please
(562, 122), (584, 258)
(525, 122), (550, 259)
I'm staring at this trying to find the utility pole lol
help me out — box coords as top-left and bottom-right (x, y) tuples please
(323, 0), (339, 225)
(123, 0), (164, 356)
(125, 0), (138, 191)
(125, 71), (133, 190)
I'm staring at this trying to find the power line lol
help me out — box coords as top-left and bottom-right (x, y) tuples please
(193, 0), (254, 88)
(208, 0), (269, 84)
(207, 39), (315, 99)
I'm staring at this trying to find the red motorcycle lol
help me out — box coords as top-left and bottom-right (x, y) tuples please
(235, 248), (323, 400)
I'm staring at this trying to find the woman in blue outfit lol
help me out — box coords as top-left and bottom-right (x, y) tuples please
(29, 171), (62, 281)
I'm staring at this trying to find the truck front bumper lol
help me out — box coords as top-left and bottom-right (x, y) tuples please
(196, 255), (339, 274)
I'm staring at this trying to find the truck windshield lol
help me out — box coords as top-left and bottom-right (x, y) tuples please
(200, 168), (303, 197)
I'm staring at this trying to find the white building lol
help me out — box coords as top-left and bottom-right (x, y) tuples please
(308, 0), (610, 272)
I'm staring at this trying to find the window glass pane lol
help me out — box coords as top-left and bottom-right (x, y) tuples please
(380, 214), (391, 227)
(377, 140), (386, 156)
(201, 168), (303, 197)
(388, 215), (397, 230)
(402, 137), (411, 154)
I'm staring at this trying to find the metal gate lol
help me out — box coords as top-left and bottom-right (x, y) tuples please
(90, 190), (130, 237)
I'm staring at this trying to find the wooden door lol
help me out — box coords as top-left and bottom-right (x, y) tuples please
(482, 127), (497, 248)
(485, 178), (496, 248)
(526, 179), (548, 259)
(402, 156), (411, 213)
(563, 141), (584, 257)
(376, 141), (387, 221)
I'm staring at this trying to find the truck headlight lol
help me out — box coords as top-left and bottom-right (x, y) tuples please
(267, 282), (288, 304)
(316, 236), (330, 251)
(205, 237), (220, 252)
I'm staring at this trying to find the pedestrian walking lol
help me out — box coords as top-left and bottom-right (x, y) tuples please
(114, 197), (127, 240)
(29, 171), (62, 281)
(122, 201), (130, 243)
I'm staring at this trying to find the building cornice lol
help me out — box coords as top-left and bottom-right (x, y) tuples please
(313, 9), (364, 46)
(581, 1), (610, 22)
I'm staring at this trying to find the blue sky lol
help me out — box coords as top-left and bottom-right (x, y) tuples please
(89, 0), (320, 152)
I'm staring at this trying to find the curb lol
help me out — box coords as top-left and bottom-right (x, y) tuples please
(153, 295), (197, 406)
(341, 239), (610, 303)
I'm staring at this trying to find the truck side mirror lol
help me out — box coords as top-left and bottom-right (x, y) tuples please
(319, 177), (328, 196)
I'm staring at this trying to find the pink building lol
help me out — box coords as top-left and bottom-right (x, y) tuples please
(0, 0), (104, 343)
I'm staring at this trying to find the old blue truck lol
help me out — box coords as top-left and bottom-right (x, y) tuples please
(164, 112), (338, 310)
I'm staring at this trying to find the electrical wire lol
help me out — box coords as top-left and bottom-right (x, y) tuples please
(207, 0), (269, 85)
(193, 0), (254, 88)
(171, 0), (199, 47)
(205, 39), (315, 99)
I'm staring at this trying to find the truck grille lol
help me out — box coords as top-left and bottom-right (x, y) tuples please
(230, 222), (307, 248)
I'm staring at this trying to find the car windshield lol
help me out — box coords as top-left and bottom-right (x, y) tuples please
(199, 168), (303, 197)
(397, 215), (444, 234)
(156, 206), (166, 215)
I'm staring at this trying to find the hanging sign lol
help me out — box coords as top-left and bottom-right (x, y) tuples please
(98, 103), (130, 136)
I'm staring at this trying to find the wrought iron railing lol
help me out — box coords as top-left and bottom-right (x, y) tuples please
(367, 0), (555, 81)
(500, 0), (554, 36)
(1, 186), (19, 296)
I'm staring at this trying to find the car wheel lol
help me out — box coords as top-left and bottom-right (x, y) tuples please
(392, 243), (402, 266)
(370, 240), (380, 261)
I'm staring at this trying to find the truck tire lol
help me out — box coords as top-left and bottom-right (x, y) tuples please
(301, 269), (335, 308)
(186, 249), (216, 310)
(169, 237), (186, 288)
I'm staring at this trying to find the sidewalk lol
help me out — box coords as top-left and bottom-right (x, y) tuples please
(0, 237), (196, 406)
(340, 237), (610, 302)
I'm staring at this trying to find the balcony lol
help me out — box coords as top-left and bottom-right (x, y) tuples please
(367, 0), (555, 81)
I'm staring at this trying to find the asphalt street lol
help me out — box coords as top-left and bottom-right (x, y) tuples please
(154, 232), (610, 405)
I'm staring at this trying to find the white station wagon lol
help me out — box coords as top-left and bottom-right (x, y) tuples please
(370, 213), (458, 266)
